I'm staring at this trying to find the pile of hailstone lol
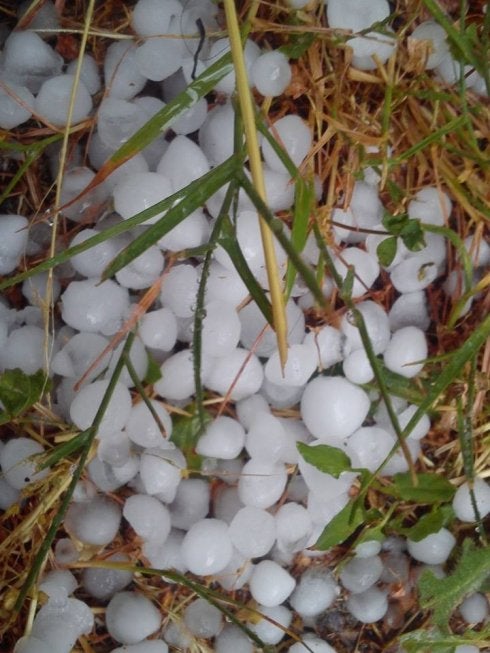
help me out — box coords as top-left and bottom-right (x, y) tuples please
(1, 0), (489, 652)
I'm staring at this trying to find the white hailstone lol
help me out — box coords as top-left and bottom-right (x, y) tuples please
(355, 539), (383, 558)
(383, 326), (427, 378)
(131, 0), (182, 36)
(61, 279), (130, 336)
(123, 494), (171, 543)
(196, 416), (245, 459)
(39, 570), (77, 606)
(169, 478), (210, 530)
(216, 549), (254, 591)
(135, 32), (185, 82)
(17, 0), (60, 31)
(199, 300), (241, 358)
(260, 378), (304, 410)
(454, 647), (480, 653)
(1, 31), (63, 93)
(0, 325), (45, 374)
(162, 621), (193, 649)
(113, 172), (173, 225)
(0, 477), (20, 510)
(111, 642), (168, 653)
(213, 485), (244, 524)
(106, 592), (161, 645)
(251, 50), (291, 97)
(229, 506), (276, 558)
(154, 349), (211, 402)
(239, 297), (305, 358)
(275, 502), (313, 552)
(262, 167), (296, 212)
(215, 624), (253, 653)
(160, 264), (198, 318)
(235, 394), (270, 430)
(69, 229), (123, 278)
(245, 412), (289, 462)
(339, 555), (384, 593)
(171, 97), (208, 135)
(347, 587), (388, 623)
(69, 380), (132, 437)
(290, 637), (338, 653)
(115, 246), (164, 290)
(64, 496), (121, 546)
(59, 166), (107, 222)
(98, 431), (131, 468)
(327, 0), (390, 30)
(131, 96), (168, 168)
(333, 181), (383, 244)
(125, 400), (172, 448)
(181, 518), (233, 575)
(183, 598), (223, 638)
(388, 291), (430, 332)
(97, 97), (148, 149)
(142, 529), (188, 573)
(138, 308), (177, 353)
(343, 348), (374, 385)
(390, 255), (438, 294)
(262, 114), (312, 174)
(0, 214), (28, 274)
(464, 234), (490, 268)
(30, 597), (94, 652)
(14, 636), (52, 653)
(156, 135), (209, 192)
(199, 103), (236, 166)
(436, 53), (469, 86)
(238, 458), (287, 509)
(208, 38), (260, 94)
(205, 347), (264, 401)
(22, 272), (60, 307)
(301, 376), (370, 441)
(341, 301), (391, 355)
(408, 187), (452, 226)
(82, 553), (132, 601)
(139, 447), (185, 500)
(301, 458), (354, 506)
(407, 528), (456, 564)
(0, 80), (34, 129)
(290, 568), (339, 618)
(249, 560), (296, 607)
(333, 247), (380, 298)
(205, 261), (249, 306)
(264, 344), (317, 388)
(410, 21), (450, 69)
(52, 332), (111, 382)
(104, 41), (147, 100)
(35, 75), (92, 127)
(349, 30), (396, 70)
(396, 404), (431, 441)
(103, 154), (150, 191)
(247, 605), (292, 645)
(452, 478), (490, 522)
(0, 437), (48, 489)
(285, 0), (310, 7)
(459, 593), (489, 624)
(346, 426), (396, 473)
(278, 418), (310, 463)
(382, 437), (421, 476)
(303, 326), (343, 370)
(66, 54), (101, 95)
(158, 208), (209, 251)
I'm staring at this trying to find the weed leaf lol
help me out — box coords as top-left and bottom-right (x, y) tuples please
(388, 472), (456, 503)
(315, 501), (366, 550)
(297, 442), (352, 479)
(0, 369), (47, 423)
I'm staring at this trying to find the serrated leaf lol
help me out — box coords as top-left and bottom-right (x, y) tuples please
(376, 236), (398, 266)
(389, 473), (456, 503)
(399, 625), (490, 653)
(419, 539), (490, 630)
(314, 501), (366, 550)
(0, 369), (48, 423)
(297, 442), (353, 479)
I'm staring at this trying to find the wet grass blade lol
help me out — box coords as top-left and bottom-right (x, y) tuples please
(285, 177), (315, 297)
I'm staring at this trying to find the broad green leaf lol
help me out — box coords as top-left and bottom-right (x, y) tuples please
(285, 177), (315, 296)
(144, 351), (162, 385)
(419, 539), (490, 630)
(314, 501), (366, 550)
(376, 236), (397, 266)
(297, 442), (352, 479)
(382, 210), (407, 236)
(0, 369), (48, 423)
(279, 31), (316, 59)
(399, 625), (490, 653)
(395, 505), (455, 542)
(170, 410), (212, 470)
(390, 473), (456, 503)
(400, 219), (426, 252)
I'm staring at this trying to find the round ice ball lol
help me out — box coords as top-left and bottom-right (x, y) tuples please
(275, 502), (312, 552)
(156, 135), (210, 192)
(304, 325), (343, 369)
(196, 416), (245, 460)
(135, 35), (185, 82)
(301, 376), (370, 441)
(0, 214), (29, 275)
(183, 598), (223, 638)
(407, 527), (456, 564)
(199, 300), (242, 358)
(390, 256), (439, 293)
(245, 412), (289, 463)
(205, 348), (264, 401)
(64, 496), (121, 546)
(82, 553), (133, 601)
(14, 636), (52, 653)
(69, 380), (132, 437)
(347, 587), (388, 623)
(383, 326), (427, 378)
(30, 597), (94, 651)
(169, 478), (210, 530)
(340, 555), (384, 593)
(1, 325), (45, 374)
(69, 228), (123, 278)
(326, 0), (390, 31)
(229, 506), (276, 558)
(113, 172), (173, 225)
(131, 0), (182, 37)
(115, 246), (164, 290)
(249, 560), (296, 607)
(138, 308), (177, 352)
(208, 38), (260, 95)
(125, 400), (172, 448)
(104, 41), (146, 100)
(181, 518), (233, 576)
(160, 264), (198, 318)
(66, 53), (101, 95)
(408, 186), (452, 226)
(410, 21), (450, 69)
(111, 641), (169, 653)
(106, 591), (161, 645)
(22, 271), (60, 307)
(0, 437), (48, 489)
(389, 291), (430, 332)
(238, 458), (287, 509)
(251, 50), (291, 97)
(247, 604), (291, 645)
(35, 75), (92, 127)
(199, 103), (236, 166)
(346, 426), (396, 473)
(333, 247), (380, 298)
(123, 494), (171, 543)
(343, 348), (374, 385)
(154, 348), (214, 402)
(341, 300), (390, 355)
(0, 81), (34, 129)
(2, 31), (63, 93)
(459, 592), (489, 624)
(290, 568), (339, 618)
(452, 478), (490, 522)
(262, 114), (312, 173)
(215, 624), (253, 653)
(264, 344), (317, 388)
(139, 447), (186, 501)
(51, 332), (111, 382)
(289, 637), (337, 653)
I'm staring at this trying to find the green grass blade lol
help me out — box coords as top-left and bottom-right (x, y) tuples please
(285, 177), (315, 297)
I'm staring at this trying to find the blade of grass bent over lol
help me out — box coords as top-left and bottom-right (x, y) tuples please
(223, 0), (288, 369)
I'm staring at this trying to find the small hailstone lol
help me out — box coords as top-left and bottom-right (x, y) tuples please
(97, 431), (131, 468)
(327, 0), (390, 31)
(453, 646), (480, 653)
(157, 135), (210, 192)
(301, 376), (371, 441)
(104, 41), (146, 100)
(113, 172), (173, 225)
(275, 502), (313, 552)
(69, 228), (124, 278)
(407, 527), (456, 564)
(199, 103), (236, 166)
(346, 426), (396, 473)
(154, 349), (213, 402)
(349, 30), (396, 70)
(0, 215), (29, 275)
(247, 605), (292, 645)
(123, 494), (171, 543)
(111, 641), (169, 653)
(397, 404), (431, 441)
(213, 485), (244, 524)
(39, 570), (77, 606)
(205, 348), (264, 401)
(208, 38), (260, 95)
(157, 208), (209, 251)
(183, 598), (223, 638)
(59, 167), (105, 222)
(215, 624), (253, 653)
(238, 458), (287, 509)
(341, 301), (391, 355)
(0, 437), (48, 489)
(260, 378), (304, 409)
(64, 496), (121, 546)
(410, 21), (450, 69)
(459, 592), (489, 624)
(464, 234), (490, 268)
(408, 186), (452, 225)
(383, 326), (427, 378)
(0, 477), (20, 510)
(171, 97), (208, 135)
(340, 555), (384, 593)
(22, 272), (60, 307)
(303, 325), (343, 369)
(2, 31), (63, 93)
(347, 587), (388, 623)
(343, 348), (374, 384)
(245, 412), (288, 462)
(216, 549), (254, 591)
(125, 400), (172, 448)
(102, 153), (150, 190)
(235, 394), (270, 430)
(1, 325), (45, 374)
(66, 54), (101, 95)
(200, 300), (242, 358)
(169, 478), (210, 530)
(97, 97), (148, 149)
(17, 0), (60, 31)
(452, 478), (490, 522)
(181, 518), (233, 575)
(301, 453), (355, 500)
(264, 344), (317, 387)
(390, 255), (439, 294)
(115, 246), (164, 290)
(61, 279), (130, 336)
(131, 0), (183, 37)
(388, 291), (430, 332)
(262, 167), (296, 212)
(262, 114), (312, 174)
(289, 637), (338, 653)
(249, 560), (296, 607)
(139, 447), (185, 501)
(35, 75), (92, 127)
(206, 261), (249, 305)
(355, 539), (383, 558)
(333, 247), (380, 298)
(52, 332), (110, 382)
(69, 380), (132, 437)
(135, 34), (185, 82)
(290, 568), (339, 618)
(106, 592), (161, 645)
(54, 538), (79, 565)
(196, 416), (245, 460)
(82, 553), (132, 601)
(30, 597), (94, 652)
(251, 50), (291, 96)
(0, 81), (34, 129)
(229, 506), (276, 558)
(333, 181), (383, 244)
(160, 264), (198, 318)
(14, 636), (52, 653)
(142, 529), (187, 573)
